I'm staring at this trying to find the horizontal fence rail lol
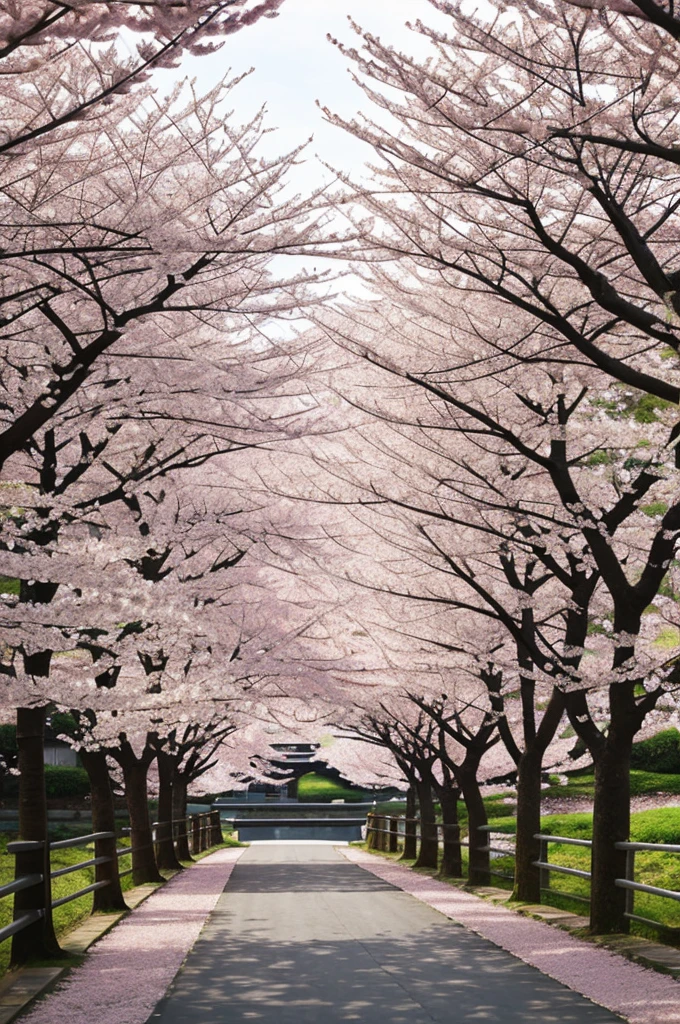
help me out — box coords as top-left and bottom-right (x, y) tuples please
(614, 840), (680, 933)
(367, 815), (467, 842)
(368, 815), (680, 933)
(532, 833), (680, 928)
(532, 833), (592, 905)
(2, 811), (223, 963)
(366, 814), (516, 877)
(49, 831), (115, 909)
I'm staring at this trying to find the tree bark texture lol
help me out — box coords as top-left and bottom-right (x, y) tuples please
(113, 744), (162, 884)
(566, 681), (638, 934)
(172, 774), (193, 861)
(156, 751), (183, 871)
(401, 785), (418, 860)
(414, 780), (439, 869)
(513, 749), (543, 903)
(438, 783), (463, 878)
(590, 740), (632, 933)
(11, 707), (61, 964)
(210, 809), (223, 846)
(507, 684), (565, 902)
(459, 768), (490, 886)
(79, 749), (128, 912)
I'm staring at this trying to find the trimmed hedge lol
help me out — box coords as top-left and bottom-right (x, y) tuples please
(631, 728), (680, 775)
(44, 765), (90, 799)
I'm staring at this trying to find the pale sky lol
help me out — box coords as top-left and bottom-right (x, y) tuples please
(170, 0), (450, 184)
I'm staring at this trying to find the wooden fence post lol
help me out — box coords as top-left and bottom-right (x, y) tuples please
(9, 840), (54, 966)
(539, 837), (549, 897)
(210, 810), (223, 846)
(389, 817), (398, 853)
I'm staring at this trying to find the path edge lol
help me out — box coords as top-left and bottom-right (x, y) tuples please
(340, 845), (680, 1024)
(0, 845), (241, 1024)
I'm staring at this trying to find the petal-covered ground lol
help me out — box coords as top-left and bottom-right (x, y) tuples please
(342, 847), (680, 1024)
(22, 847), (245, 1024)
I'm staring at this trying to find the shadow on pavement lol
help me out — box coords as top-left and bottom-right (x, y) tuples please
(147, 852), (624, 1024)
(148, 921), (623, 1024)
(146, 847), (622, 1024)
(224, 862), (398, 893)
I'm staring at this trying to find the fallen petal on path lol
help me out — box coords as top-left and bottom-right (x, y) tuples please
(342, 848), (680, 1024)
(21, 848), (245, 1024)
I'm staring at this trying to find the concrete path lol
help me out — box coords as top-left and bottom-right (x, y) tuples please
(147, 844), (623, 1024)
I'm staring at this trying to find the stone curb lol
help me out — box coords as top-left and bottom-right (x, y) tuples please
(345, 847), (680, 1024)
(0, 875), (176, 1024)
(357, 851), (680, 979)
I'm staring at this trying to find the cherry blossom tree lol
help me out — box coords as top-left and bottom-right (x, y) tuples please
(318, 734), (407, 793)
(0, 30), (328, 907)
(323, 1), (680, 418)
(308, 276), (680, 931)
(0, 2), (285, 157)
(153, 716), (237, 868)
(294, 0), (680, 930)
(0, 70), (322, 471)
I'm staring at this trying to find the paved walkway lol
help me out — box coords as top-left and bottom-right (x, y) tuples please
(20, 848), (244, 1024)
(343, 847), (680, 1024)
(146, 844), (623, 1024)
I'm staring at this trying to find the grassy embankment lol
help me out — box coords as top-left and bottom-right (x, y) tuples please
(483, 806), (680, 938)
(297, 773), (398, 804)
(542, 769), (680, 800)
(0, 828), (240, 975)
(366, 771), (680, 942)
(0, 834), (135, 975)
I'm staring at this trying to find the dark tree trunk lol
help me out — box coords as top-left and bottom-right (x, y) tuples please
(286, 777), (299, 799)
(414, 780), (438, 869)
(388, 816), (399, 853)
(172, 774), (193, 861)
(511, 687), (566, 903)
(438, 783), (462, 878)
(590, 739), (632, 934)
(79, 749), (128, 912)
(11, 707), (62, 965)
(210, 809), (223, 846)
(112, 743), (162, 884)
(513, 748), (543, 903)
(156, 751), (183, 871)
(459, 768), (490, 885)
(375, 814), (387, 851)
(566, 679), (638, 934)
(401, 785), (418, 860)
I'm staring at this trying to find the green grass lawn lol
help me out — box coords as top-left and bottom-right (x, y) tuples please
(543, 770), (680, 800)
(370, 770), (680, 824)
(372, 802), (680, 941)
(297, 772), (397, 803)
(0, 827), (235, 976)
(0, 834), (137, 975)
(481, 807), (680, 939)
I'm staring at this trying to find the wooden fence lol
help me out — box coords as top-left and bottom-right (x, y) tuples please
(2, 809), (222, 966)
(367, 814), (680, 935)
